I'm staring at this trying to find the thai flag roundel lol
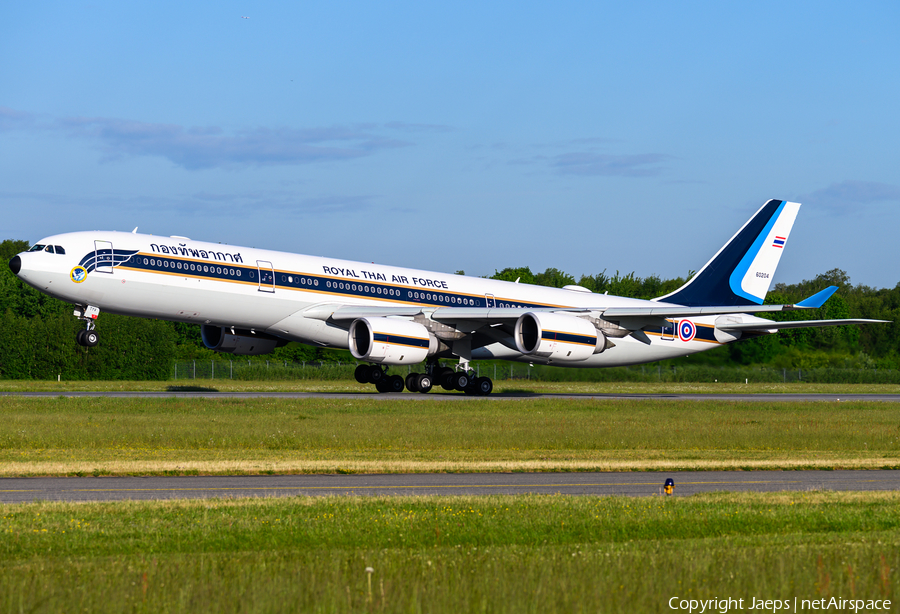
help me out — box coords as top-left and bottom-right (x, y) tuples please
(678, 319), (696, 342)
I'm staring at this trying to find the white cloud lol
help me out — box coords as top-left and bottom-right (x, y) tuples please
(797, 180), (900, 214)
(55, 117), (410, 170)
(0, 106), (37, 130)
(549, 152), (670, 177)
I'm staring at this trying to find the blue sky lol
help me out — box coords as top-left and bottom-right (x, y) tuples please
(3, 2), (898, 289)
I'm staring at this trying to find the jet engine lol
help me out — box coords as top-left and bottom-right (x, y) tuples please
(201, 324), (282, 355)
(514, 312), (606, 362)
(348, 317), (439, 365)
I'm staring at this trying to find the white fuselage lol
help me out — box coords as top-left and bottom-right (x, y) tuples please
(14, 230), (765, 367)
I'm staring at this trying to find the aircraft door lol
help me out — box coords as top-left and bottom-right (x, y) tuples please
(94, 240), (114, 274)
(257, 260), (275, 293)
(660, 319), (675, 341)
(485, 294), (496, 308)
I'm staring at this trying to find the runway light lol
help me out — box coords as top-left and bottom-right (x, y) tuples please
(664, 478), (674, 496)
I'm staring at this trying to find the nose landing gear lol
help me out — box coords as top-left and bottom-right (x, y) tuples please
(76, 328), (99, 347)
(74, 305), (101, 347)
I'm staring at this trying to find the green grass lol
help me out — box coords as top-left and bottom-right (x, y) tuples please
(1, 378), (898, 394)
(2, 492), (898, 613)
(2, 396), (899, 475)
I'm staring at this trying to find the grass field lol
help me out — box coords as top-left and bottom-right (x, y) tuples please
(1, 394), (898, 475)
(2, 492), (898, 613)
(1, 379), (899, 394)
(2, 384), (899, 612)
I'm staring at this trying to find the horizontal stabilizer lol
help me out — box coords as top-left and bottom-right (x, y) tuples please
(795, 286), (838, 308)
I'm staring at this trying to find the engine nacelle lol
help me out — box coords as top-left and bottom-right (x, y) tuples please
(201, 324), (281, 356)
(514, 312), (605, 362)
(349, 317), (439, 365)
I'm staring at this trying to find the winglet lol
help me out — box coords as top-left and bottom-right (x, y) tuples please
(795, 285), (838, 309)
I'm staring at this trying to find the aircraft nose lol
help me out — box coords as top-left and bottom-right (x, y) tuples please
(9, 255), (21, 276)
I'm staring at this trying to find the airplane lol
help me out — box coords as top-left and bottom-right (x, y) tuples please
(7, 199), (888, 395)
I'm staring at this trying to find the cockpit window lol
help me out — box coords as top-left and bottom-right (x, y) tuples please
(54, 245), (66, 254)
(28, 244), (46, 252)
(44, 245), (55, 254)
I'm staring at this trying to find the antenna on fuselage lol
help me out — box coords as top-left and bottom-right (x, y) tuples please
(132, 227), (138, 234)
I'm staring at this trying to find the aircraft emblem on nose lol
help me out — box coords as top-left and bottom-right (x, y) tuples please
(70, 266), (88, 283)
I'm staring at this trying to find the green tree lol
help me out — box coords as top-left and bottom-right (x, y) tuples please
(533, 267), (575, 288)
(489, 267), (535, 285)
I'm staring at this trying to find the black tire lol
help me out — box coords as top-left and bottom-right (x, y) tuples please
(388, 375), (405, 393)
(416, 374), (433, 393)
(355, 364), (371, 384)
(474, 376), (493, 396)
(76, 330), (86, 346)
(405, 373), (420, 392)
(434, 366), (452, 378)
(84, 330), (99, 347)
(375, 379), (389, 393)
(440, 371), (456, 391)
(452, 371), (469, 391)
(368, 367), (385, 384)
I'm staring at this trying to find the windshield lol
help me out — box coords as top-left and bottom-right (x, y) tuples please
(27, 244), (45, 252)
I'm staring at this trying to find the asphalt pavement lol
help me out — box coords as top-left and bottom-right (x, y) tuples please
(2, 470), (898, 503)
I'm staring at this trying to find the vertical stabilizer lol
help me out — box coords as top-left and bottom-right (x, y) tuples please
(655, 199), (800, 307)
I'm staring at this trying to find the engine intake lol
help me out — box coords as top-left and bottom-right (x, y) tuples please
(349, 317), (439, 365)
(201, 324), (282, 355)
(514, 312), (605, 362)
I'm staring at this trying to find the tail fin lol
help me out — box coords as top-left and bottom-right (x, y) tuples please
(655, 199), (800, 307)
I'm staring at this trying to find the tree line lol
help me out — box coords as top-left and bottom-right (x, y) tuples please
(1, 238), (897, 380)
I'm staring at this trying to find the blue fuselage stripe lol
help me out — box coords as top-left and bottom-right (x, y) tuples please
(114, 252), (556, 311)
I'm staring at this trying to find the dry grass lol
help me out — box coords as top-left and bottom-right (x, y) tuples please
(6, 454), (899, 477)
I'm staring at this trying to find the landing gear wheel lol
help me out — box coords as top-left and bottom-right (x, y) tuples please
(387, 375), (405, 393)
(474, 376), (493, 396)
(76, 330), (86, 346)
(405, 373), (420, 392)
(375, 379), (389, 393)
(452, 371), (469, 391)
(83, 330), (99, 347)
(434, 366), (452, 379)
(434, 366), (453, 390)
(440, 370), (456, 391)
(355, 364), (371, 384)
(368, 367), (386, 384)
(416, 373), (433, 393)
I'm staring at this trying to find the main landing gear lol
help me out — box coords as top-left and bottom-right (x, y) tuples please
(355, 362), (494, 396)
(74, 305), (101, 347)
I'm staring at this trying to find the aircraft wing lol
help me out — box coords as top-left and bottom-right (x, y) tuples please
(307, 285), (888, 334)
(716, 319), (890, 332)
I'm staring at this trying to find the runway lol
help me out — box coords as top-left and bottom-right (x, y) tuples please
(2, 391), (900, 402)
(2, 470), (898, 503)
